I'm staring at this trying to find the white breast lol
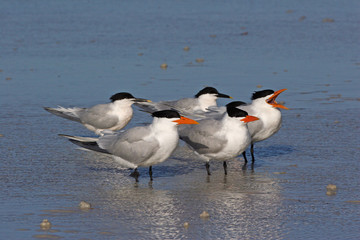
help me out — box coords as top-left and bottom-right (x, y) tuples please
(111, 100), (134, 130)
(249, 108), (281, 143)
(140, 119), (179, 167)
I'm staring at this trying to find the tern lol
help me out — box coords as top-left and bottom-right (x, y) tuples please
(238, 89), (289, 164)
(179, 106), (259, 175)
(60, 110), (198, 182)
(135, 86), (232, 117)
(193, 89), (289, 165)
(44, 92), (151, 135)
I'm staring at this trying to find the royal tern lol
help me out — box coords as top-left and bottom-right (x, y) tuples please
(239, 89), (289, 164)
(179, 106), (259, 175)
(60, 110), (198, 181)
(44, 92), (151, 135)
(135, 86), (232, 117)
(193, 89), (288, 164)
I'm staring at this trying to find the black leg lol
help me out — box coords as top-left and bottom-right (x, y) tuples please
(130, 168), (140, 182)
(250, 143), (255, 163)
(149, 166), (153, 181)
(242, 162), (248, 171)
(242, 151), (248, 164)
(223, 161), (227, 175)
(205, 162), (211, 175)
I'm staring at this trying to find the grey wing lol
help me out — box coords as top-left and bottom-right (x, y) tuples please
(135, 98), (198, 115)
(179, 119), (226, 154)
(43, 106), (83, 123)
(163, 98), (206, 118)
(79, 103), (118, 129)
(135, 102), (167, 113)
(98, 126), (160, 165)
(193, 106), (226, 120)
(165, 98), (197, 112)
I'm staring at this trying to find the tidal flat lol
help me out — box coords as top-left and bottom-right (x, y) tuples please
(1, 0), (359, 239)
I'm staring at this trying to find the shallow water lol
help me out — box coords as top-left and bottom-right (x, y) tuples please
(1, 0), (359, 239)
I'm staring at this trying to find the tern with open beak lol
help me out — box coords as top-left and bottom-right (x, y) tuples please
(239, 89), (289, 164)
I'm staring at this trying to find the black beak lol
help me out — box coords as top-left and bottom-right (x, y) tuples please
(134, 98), (152, 103)
(217, 93), (232, 99)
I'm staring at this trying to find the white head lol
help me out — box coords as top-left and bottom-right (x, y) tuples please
(251, 89), (288, 110)
(195, 87), (232, 111)
(110, 92), (151, 106)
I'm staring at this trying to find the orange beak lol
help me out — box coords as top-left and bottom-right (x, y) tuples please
(173, 116), (199, 125)
(241, 115), (259, 123)
(266, 89), (289, 110)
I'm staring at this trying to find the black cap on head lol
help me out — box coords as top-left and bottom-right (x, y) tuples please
(195, 87), (219, 98)
(110, 92), (135, 102)
(195, 87), (231, 99)
(152, 110), (181, 119)
(226, 101), (246, 108)
(226, 106), (248, 118)
(251, 90), (274, 100)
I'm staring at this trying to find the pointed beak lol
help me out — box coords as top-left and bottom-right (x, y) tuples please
(241, 115), (259, 123)
(134, 98), (152, 103)
(217, 93), (233, 99)
(266, 89), (289, 110)
(173, 116), (199, 125)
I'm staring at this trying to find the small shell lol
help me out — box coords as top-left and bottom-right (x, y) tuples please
(40, 219), (51, 230)
(326, 184), (337, 191)
(79, 201), (92, 210)
(322, 18), (335, 23)
(160, 63), (168, 69)
(200, 211), (210, 218)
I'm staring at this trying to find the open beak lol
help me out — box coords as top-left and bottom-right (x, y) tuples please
(134, 98), (152, 103)
(217, 93), (233, 99)
(266, 89), (289, 110)
(241, 115), (259, 123)
(173, 116), (199, 125)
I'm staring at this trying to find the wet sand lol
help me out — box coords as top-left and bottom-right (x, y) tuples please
(1, 0), (359, 239)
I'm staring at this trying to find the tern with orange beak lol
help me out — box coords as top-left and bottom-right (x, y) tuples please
(60, 110), (198, 181)
(238, 89), (289, 164)
(179, 106), (259, 175)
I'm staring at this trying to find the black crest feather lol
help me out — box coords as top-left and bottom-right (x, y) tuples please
(195, 87), (219, 98)
(251, 90), (274, 100)
(226, 106), (248, 118)
(110, 92), (135, 102)
(152, 110), (181, 119)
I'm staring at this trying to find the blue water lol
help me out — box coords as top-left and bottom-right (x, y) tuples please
(1, 0), (359, 239)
